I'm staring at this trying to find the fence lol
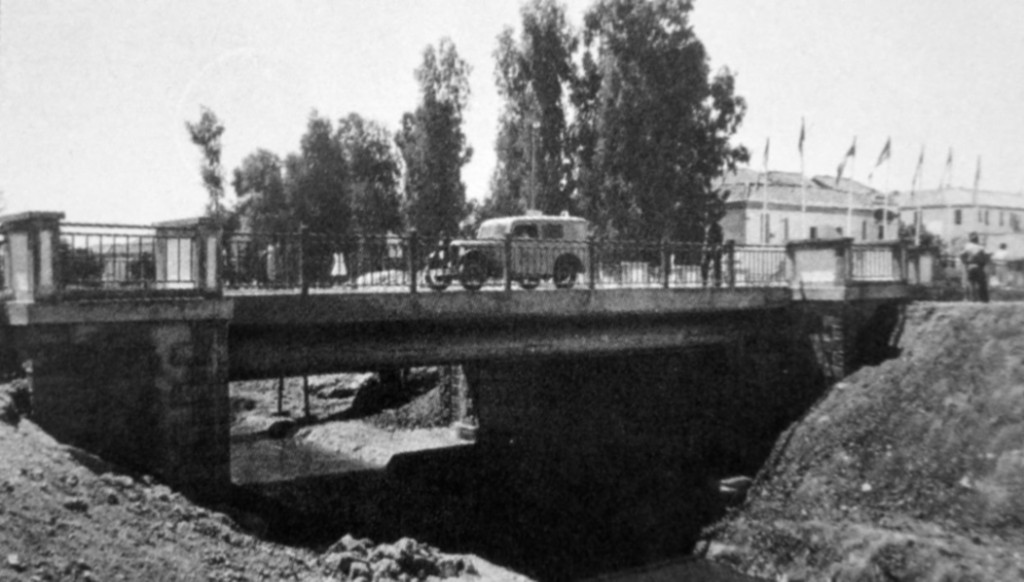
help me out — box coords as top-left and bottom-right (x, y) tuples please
(0, 212), (919, 301)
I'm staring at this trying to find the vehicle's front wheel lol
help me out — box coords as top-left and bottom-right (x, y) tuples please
(460, 257), (487, 291)
(553, 256), (579, 289)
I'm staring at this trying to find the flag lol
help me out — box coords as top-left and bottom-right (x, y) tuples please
(763, 137), (770, 170)
(972, 156), (982, 207)
(875, 138), (891, 168)
(942, 148), (953, 188)
(835, 137), (857, 186)
(869, 137), (891, 182)
(797, 119), (805, 157)
(912, 145), (925, 188)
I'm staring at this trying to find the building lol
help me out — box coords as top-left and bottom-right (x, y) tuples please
(718, 168), (885, 244)
(897, 188), (1024, 249)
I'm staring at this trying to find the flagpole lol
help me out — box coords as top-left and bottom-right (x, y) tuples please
(845, 138), (856, 237)
(846, 154), (856, 239)
(799, 119), (807, 239)
(884, 156), (892, 239)
(913, 147), (924, 247)
(762, 138), (770, 245)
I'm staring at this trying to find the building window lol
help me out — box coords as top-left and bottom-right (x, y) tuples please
(782, 218), (789, 242)
(954, 209), (962, 225)
(1000, 211), (1005, 226)
(985, 210), (990, 225)
(861, 220), (867, 241)
(878, 225), (884, 240)
(809, 226), (818, 240)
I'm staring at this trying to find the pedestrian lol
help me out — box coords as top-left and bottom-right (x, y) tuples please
(992, 243), (1009, 288)
(701, 220), (724, 287)
(960, 232), (990, 302)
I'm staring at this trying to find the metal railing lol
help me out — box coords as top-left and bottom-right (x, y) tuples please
(59, 223), (199, 294)
(0, 212), (925, 301)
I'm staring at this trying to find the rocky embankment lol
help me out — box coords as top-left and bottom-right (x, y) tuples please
(707, 303), (1024, 580)
(0, 378), (525, 582)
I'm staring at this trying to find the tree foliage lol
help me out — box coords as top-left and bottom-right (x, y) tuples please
(488, 0), (577, 219)
(398, 38), (473, 240)
(185, 107), (227, 221)
(232, 149), (289, 233)
(569, 0), (748, 240)
(336, 114), (403, 236)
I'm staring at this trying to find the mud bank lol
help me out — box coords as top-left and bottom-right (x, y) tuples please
(709, 303), (1024, 580)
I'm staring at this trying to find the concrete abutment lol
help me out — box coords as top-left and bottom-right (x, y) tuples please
(10, 300), (232, 500)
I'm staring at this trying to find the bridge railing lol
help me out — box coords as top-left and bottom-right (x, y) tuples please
(0, 211), (923, 302)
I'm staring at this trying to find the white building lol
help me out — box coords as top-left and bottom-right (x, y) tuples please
(719, 168), (884, 244)
(898, 188), (1024, 249)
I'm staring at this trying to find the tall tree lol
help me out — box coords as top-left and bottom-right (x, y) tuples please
(336, 113), (403, 237)
(185, 106), (227, 221)
(488, 0), (577, 217)
(397, 38), (473, 240)
(284, 112), (350, 280)
(285, 112), (350, 235)
(232, 149), (289, 233)
(573, 0), (748, 240)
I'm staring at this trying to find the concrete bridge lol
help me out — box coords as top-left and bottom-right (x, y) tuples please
(0, 212), (940, 499)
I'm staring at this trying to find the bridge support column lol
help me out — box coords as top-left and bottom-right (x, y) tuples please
(9, 300), (233, 500)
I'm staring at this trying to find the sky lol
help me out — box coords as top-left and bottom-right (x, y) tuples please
(2, 0), (1024, 224)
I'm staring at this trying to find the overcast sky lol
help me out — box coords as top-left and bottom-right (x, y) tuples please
(2, 0), (1023, 223)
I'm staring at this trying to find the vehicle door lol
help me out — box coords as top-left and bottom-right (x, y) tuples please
(510, 222), (541, 277)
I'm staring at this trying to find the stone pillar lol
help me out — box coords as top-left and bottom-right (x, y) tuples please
(0, 212), (65, 302)
(12, 299), (233, 500)
(786, 238), (854, 287)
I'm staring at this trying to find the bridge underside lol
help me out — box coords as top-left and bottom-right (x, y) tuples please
(228, 308), (793, 380)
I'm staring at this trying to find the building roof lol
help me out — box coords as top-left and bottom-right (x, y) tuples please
(896, 187), (1024, 210)
(718, 168), (877, 209)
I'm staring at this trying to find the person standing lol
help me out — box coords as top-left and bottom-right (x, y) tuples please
(701, 220), (724, 287)
(960, 232), (990, 302)
(992, 243), (1009, 288)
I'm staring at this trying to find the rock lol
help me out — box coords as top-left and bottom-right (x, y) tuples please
(437, 556), (465, 578)
(6, 553), (24, 572)
(321, 551), (361, 575)
(327, 533), (369, 555)
(101, 473), (135, 489)
(372, 557), (400, 577)
(63, 498), (89, 513)
(348, 561), (371, 580)
(266, 419), (295, 439)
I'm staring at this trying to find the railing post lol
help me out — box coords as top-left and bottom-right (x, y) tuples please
(660, 238), (670, 289)
(725, 240), (736, 289)
(0, 212), (65, 302)
(503, 234), (513, 292)
(588, 236), (597, 290)
(192, 218), (223, 296)
(407, 229), (419, 294)
(836, 238), (853, 284)
(298, 225), (309, 297)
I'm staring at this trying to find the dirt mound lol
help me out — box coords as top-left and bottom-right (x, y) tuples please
(367, 367), (466, 430)
(0, 380), (522, 582)
(708, 303), (1024, 580)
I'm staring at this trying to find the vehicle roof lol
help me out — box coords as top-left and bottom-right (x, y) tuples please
(480, 214), (588, 227)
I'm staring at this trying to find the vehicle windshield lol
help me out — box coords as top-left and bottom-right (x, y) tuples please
(476, 221), (508, 239)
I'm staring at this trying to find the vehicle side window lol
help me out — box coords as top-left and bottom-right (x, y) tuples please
(541, 224), (563, 240)
(512, 224), (538, 239)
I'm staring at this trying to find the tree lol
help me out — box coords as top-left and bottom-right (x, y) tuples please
(573, 0), (748, 241)
(336, 114), (403, 237)
(232, 149), (290, 233)
(284, 112), (350, 281)
(185, 107), (227, 221)
(488, 0), (577, 217)
(398, 38), (473, 240)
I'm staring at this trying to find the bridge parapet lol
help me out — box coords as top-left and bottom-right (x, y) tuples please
(0, 213), (222, 302)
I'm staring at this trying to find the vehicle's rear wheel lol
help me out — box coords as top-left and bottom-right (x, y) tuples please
(519, 277), (540, 290)
(425, 268), (450, 292)
(553, 256), (579, 289)
(460, 257), (487, 291)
